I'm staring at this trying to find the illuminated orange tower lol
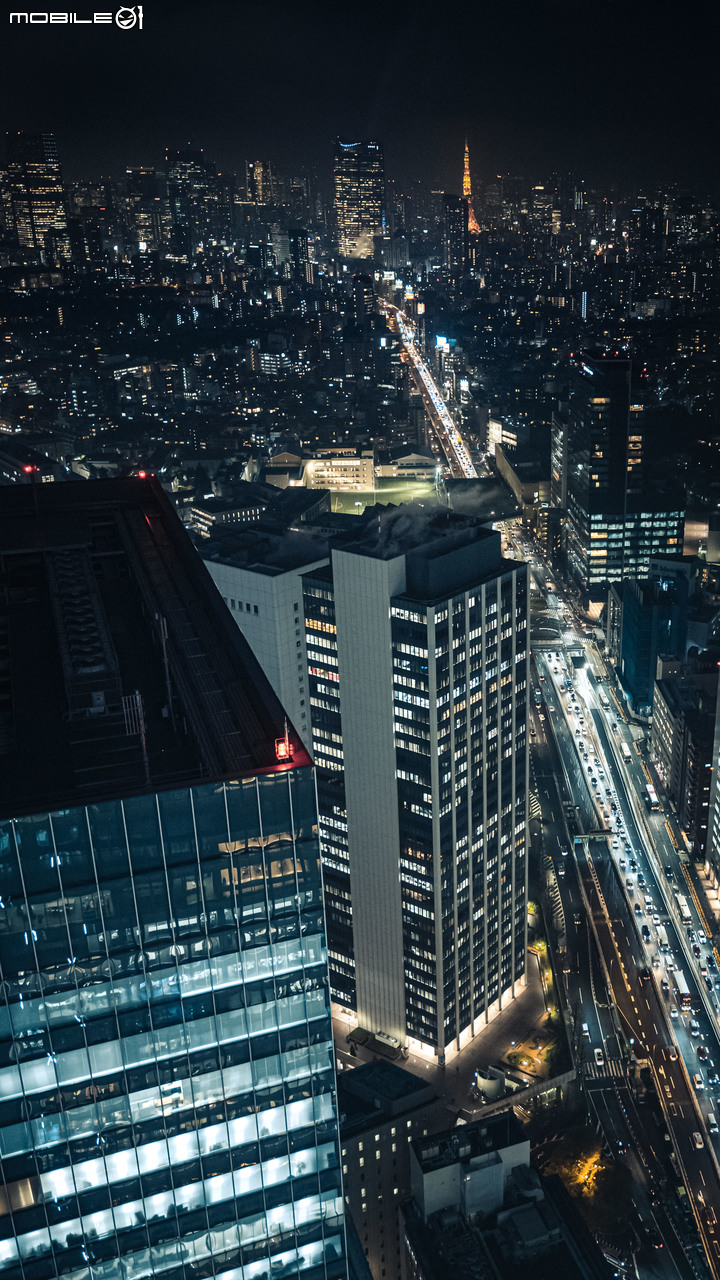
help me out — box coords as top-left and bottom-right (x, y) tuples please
(463, 138), (481, 234)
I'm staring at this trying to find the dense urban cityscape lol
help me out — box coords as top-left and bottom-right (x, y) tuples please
(2, 7), (720, 1279)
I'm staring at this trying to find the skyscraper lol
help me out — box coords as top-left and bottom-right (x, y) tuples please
(125, 167), (170, 252)
(0, 480), (347, 1280)
(333, 140), (385, 260)
(553, 350), (684, 604)
(245, 161), (276, 206)
(165, 146), (225, 253)
(442, 194), (469, 278)
(6, 131), (69, 262)
(304, 512), (528, 1062)
(202, 513), (528, 1064)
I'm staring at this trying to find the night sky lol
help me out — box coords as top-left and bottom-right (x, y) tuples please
(2, 0), (718, 192)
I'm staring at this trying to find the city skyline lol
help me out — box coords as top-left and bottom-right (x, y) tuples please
(3, 4), (720, 1274)
(1, 0), (719, 192)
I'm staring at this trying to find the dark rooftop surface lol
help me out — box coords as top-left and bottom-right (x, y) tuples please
(338, 1060), (438, 1137)
(413, 1111), (527, 1172)
(0, 477), (310, 819)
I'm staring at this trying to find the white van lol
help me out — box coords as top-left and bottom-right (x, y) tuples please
(374, 1031), (400, 1049)
(582, 1023), (590, 1039)
(709, 1112), (719, 1135)
(693, 1073), (704, 1091)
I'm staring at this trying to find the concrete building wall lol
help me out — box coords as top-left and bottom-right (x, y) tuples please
(332, 547), (408, 1042)
(205, 557), (327, 754)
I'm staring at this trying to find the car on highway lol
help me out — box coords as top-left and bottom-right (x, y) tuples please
(665, 865), (674, 881)
(634, 903), (642, 916)
(661, 978), (669, 992)
(693, 1131), (705, 1149)
(668, 1045), (677, 1060)
(690, 1019), (701, 1036)
(704, 1207), (717, 1231)
(698, 1045), (710, 1061)
(594, 1048), (604, 1066)
(670, 1007), (679, 1019)
(706, 975), (714, 992)
(652, 913), (660, 925)
(699, 930), (708, 944)
(688, 928), (696, 943)
(694, 1073), (705, 1090)
(693, 944), (702, 958)
(708, 954), (717, 971)
(641, 925), (651, 941)
(639, 967), (651, 982)
(708, 1070), (720, 1087)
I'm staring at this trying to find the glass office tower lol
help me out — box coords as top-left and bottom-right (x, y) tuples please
(0, 480), (345, 1280)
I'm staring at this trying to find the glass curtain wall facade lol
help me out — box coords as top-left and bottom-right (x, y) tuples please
(333, 140), (384, 260)
(0, 774), (344, 1280)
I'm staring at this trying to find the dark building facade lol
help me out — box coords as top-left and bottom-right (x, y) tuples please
(441, 195), (469, 278)
(554, 351), (684, 605)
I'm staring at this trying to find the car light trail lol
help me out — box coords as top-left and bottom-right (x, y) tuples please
(386, 306), (477, 479)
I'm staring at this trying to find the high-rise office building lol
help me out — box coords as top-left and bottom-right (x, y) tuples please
(553, 350), (684, 604)
(333, 140), (385, 260)
(6, 131), (69, 262)
(125, 167), (171, 252)
(200, 512), (528, 1063)
(304, 512), (528, 1062)
(288, 227), (310, 280)
(442, 195), (469, 278)
(165, 147), (225, 253)
(0, 480), (347, 1280)
(245, 161), (276, 206)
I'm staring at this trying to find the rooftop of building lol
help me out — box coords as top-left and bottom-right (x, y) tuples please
(412, 1111), (527, 1173)
(0, 477), (310, 820)
(203, 525), (330, 576)
(402, 1167), (611, 1280)
(442, 476), (520, 522)
(338, 1060), (439, 1137)
(495, 443), (549, 482)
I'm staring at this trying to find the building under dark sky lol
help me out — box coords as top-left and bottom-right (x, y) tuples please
(1, 0), (718, 191)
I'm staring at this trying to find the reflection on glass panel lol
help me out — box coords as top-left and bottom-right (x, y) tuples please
(0, 772), (343, 1280)
(225, 779), (262, 847)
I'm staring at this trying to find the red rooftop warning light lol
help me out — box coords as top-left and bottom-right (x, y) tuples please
(275, 724), (293, 763)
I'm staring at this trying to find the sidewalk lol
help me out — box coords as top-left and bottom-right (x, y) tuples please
(333, 955), (549, 1115)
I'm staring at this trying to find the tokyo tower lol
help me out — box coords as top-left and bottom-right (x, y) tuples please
(463, 138), (480, 234)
